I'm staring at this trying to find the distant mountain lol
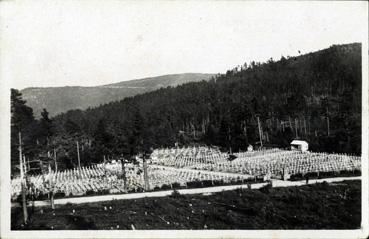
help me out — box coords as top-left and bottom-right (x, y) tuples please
(21, 73), (214, 117)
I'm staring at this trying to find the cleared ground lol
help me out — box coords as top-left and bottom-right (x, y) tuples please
(11, 180), (361, 230)
(11, 176), (360, 207)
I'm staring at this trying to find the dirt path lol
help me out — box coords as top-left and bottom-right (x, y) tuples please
(11, 176), (360, 208)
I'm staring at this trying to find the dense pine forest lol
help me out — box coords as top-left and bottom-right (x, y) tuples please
(11, 43), (362, 173)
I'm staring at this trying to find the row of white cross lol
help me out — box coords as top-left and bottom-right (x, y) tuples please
(150, 147), (361, 178)
(11, 147), (361, 199)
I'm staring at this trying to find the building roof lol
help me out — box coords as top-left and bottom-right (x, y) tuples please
(290, 140), (308, 146)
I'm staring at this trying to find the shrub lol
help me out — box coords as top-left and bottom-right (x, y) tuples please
(202, 180), (213, 187)
(259, 182), (273, 194)
(161, 184), (171, 190)
(85, 190), (95, 196)
(136, 188), (144, 193)
(170, 189), (184, 199)
(189, 181), (203, 188)
(35, 193), (48, 201)
(172, 182), (181, 189)
(54, 191), (66, 198)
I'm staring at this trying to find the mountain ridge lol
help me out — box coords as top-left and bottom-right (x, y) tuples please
(20, 73), (215, 117)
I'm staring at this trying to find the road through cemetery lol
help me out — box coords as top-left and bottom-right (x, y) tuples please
(12, 176), (361, 207)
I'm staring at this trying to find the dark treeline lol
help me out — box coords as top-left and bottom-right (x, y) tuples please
(11, 43), (362, 173)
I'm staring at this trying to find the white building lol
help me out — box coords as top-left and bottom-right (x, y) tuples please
(290, 140), (309, 152)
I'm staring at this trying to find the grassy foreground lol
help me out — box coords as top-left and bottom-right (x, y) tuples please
(12, 180), (361, 230)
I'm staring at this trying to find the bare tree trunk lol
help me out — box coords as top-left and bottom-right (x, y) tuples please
(289, 116), (293, 131)
(228, 126), (232, 153)
(76, 141), (81, 169)
(103, 155), (107, 175)
(327, 116), (330, 136)
(257, 116), (263, 148)
(121, 159), (127, 191)
(27, 157), (30, 171)
(23, 155), (27, 173)
(294, 118), (298, 138)
(308, 116), (311, 135)
(19, 132), (28, 225)
(326, 107), (330, 136)
(143, 157), (150, 191)
(54, 148), (58, 172)
(243, 120), (248, 147)
(50, 191), (55, 210)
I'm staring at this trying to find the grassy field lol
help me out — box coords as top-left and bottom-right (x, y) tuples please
(11, 180), (361, 230)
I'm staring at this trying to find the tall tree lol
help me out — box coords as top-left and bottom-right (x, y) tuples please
(11, 89), (35, 174)
(91, 119), (112, 163)
(38, 108), (54, 146)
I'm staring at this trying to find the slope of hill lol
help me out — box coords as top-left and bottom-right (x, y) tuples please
(51, 43), (361, 160)
(20, 73), (214, 117)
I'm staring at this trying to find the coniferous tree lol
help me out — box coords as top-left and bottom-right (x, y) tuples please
(11, 89), (36, 174)
(38, 109), (54, 146)
(91, 119), (112, 163)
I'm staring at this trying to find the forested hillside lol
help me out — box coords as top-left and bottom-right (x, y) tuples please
(11, 43), (362, 172)
(21, 73), (214, 117)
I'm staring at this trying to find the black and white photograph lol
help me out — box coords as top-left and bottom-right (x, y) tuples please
(0, 1), (368, 238)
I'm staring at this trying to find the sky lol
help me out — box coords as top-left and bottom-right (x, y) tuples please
(1, 1), (367, 90)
